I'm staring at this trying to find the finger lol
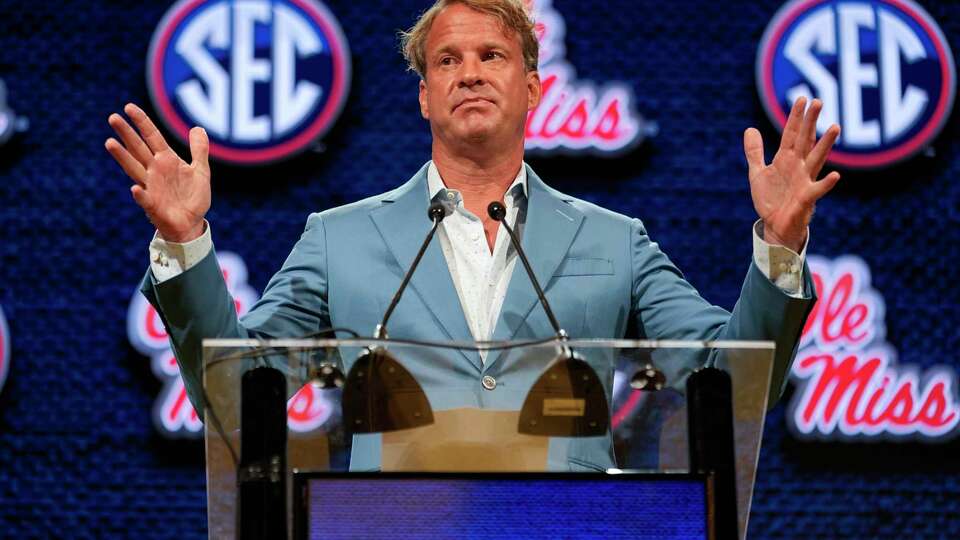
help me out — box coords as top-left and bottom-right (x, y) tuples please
(800, 98), (822, 156)
(108, 113), (153, 168)
(130, 184), (154, 212)
(781, 96), (807, 151)
(124, 103), (171, 154)
(809, 171), (841, 201)
(105, 137), (147, 185)
(188, 126), (209, 172)
(743, 127), (766, 177)
(806, 124), (841, 176)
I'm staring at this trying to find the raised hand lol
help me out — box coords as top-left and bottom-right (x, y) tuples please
(743, 97), (841, 253)
(105, 103), (211, 243)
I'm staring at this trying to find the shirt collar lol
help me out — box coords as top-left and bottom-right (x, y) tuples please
(426, 161), (528, 206)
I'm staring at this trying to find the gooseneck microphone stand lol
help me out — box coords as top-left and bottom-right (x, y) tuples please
(341, 202), (450, 434)
(486, 201), (566, 341)
(375, 202), (449, 339)
(487, 201), (609, 437)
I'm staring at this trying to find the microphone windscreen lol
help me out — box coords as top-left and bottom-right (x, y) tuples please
(428, 202), (449, 222)
(487, 201), (506, 221)
(240, 367), (287, 465)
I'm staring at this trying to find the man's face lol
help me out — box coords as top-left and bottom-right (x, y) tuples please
(418, 3), (540, 150)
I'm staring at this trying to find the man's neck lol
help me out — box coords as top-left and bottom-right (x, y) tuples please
(431, 142), (524, 199)
(431, 141), (525, 253)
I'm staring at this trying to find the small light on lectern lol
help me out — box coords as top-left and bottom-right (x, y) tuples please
(310, 363), (345, 390)
(630, 364), (666, 391)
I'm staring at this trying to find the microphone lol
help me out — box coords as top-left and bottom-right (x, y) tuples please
(487, 201), (609, 437)
(487, 201), (565, 339)
(375, 201), (450, 339)
(342, 201), (448, 434)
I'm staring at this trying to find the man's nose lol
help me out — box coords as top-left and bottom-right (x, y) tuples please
(457, 55), (485, 88)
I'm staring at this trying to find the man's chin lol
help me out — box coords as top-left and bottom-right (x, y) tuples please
(434, 121), (519, 151)
(452, 126), (496, 145)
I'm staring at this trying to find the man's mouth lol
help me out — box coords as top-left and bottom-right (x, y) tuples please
(454, 97), (493, 112)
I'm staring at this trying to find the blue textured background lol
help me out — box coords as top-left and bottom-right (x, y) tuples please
(0, 0), (958, 538)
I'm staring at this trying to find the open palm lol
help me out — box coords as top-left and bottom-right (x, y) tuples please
(744, 97), (841, 252)
(105, 103), (211, 243)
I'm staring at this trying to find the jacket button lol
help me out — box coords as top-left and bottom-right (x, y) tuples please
(481, 375), (497, 390)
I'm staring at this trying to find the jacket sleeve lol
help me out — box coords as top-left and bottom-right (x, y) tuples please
(139, 213), (332, 415)
(629, 218), (815, 409)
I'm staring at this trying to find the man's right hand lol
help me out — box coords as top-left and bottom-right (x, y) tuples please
(105, 103), (211, 243)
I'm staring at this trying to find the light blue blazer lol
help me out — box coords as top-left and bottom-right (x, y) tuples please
(141, 162), (814, 471)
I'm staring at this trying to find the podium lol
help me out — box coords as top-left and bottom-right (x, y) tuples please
(200, 338), (776, 539)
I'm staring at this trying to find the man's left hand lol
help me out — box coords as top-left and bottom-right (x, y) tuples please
(744, 97), (841, 253)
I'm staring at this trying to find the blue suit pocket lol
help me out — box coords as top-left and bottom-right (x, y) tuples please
(554, 257), (614, 277)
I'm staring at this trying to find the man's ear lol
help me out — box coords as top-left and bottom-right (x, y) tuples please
(526, 70), (542, 110)
(419, 79), (430, 119)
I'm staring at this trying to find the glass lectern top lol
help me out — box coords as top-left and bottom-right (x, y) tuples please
(201, 338), (775, 540)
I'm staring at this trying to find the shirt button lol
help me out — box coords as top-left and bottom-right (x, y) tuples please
(481, 375), (497, 390)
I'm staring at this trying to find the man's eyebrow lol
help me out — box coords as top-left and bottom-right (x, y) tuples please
(432, 44), (460, 59)
(480, 41), (510, 51)
(431, 41), (511, 60)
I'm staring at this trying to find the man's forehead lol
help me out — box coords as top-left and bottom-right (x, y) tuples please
(425, 4), (519, 52)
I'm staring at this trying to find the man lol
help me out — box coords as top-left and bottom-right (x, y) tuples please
(105, 0), (840, 471)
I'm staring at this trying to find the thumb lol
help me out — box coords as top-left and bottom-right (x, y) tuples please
(743, 127), (765, 178)
(189, 126), (210, 171)
(130, 184), (153, 211)
(810, 171), (841, 200)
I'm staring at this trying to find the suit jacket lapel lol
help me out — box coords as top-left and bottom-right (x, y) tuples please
(370, 165), (483, 371)
(485, 166), (584, 370)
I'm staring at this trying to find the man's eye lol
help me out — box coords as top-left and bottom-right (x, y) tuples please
(439, 57), (455, 66)
(483, 51), (503, 61)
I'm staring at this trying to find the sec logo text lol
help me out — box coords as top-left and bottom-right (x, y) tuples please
(147, 0), (351, 165)
(757, 0), (955, 169)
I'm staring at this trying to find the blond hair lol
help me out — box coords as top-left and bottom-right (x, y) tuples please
(400, 0), (539, 79)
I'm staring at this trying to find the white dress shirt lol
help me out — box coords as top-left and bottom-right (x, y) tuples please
(427, 162), (525, 360)
(149, 163), (808, 357)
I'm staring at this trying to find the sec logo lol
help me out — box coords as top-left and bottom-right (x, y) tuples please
(0, 304), (9, 395)
(147, 0), (351, 165)
(757, 0), (955, 169)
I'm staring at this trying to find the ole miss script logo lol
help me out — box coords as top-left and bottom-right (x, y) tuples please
(127, 252), (334, 437)
(147, 0), (351, 165)
(757, 0), (956, 169)
(523, 0), (649, 155)
(787, 256), (960, 441)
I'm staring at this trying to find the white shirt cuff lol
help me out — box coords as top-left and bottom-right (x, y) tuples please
(752, 220), (807, 298)
(148, 221), (213, 284)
